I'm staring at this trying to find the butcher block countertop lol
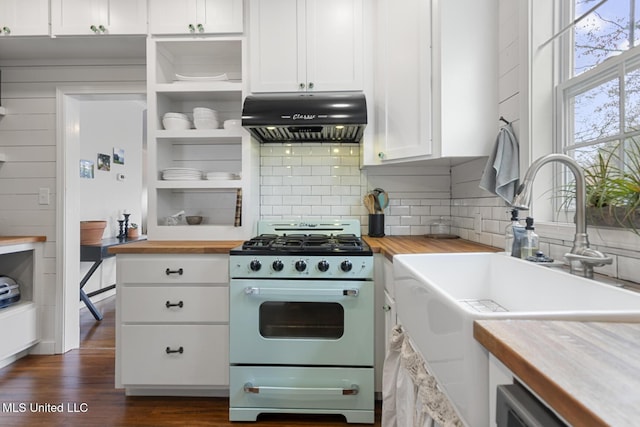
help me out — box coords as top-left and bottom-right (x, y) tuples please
(474, 320), (640, 427)
(363, 235), (499, 260)
(0, 236), (47, 246)
(108, 240), (243, 254)
(107, 236), (498, 256)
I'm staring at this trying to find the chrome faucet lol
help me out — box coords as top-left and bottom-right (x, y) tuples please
(511, 153), (612, 279)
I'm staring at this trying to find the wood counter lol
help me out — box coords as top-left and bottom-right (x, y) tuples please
(474, 319), (640, 427)
(0, 236), (46, 246)
(107, 240), (243, 254)
(108, 236), (498, 257)
(363, 235), (499, 260)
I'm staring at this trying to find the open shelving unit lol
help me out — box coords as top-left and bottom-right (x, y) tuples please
(146, 36), (259, 240)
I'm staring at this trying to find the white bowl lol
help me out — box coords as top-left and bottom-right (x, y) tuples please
(193, 107), (218, 117)
(162, 116), (191, 130)
(193, 117), (219, 129)
(164, 112), (189, 119)
(223, 119), (241, 129)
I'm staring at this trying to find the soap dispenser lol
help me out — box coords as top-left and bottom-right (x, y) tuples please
(520, 217), (539, 259)
(504, 209), (523, 256)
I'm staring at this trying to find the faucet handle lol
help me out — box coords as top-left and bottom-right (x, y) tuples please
(564, 251), (613, 279)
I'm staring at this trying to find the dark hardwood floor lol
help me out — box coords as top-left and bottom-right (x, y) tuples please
(0, 297), (381, 426)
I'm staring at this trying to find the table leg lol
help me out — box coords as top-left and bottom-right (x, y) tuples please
(80, 260), (104, 321)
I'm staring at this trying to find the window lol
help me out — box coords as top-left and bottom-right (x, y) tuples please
(558, 0), (640, 175)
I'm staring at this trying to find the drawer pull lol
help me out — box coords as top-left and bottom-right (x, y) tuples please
(165, 268), (184, 276)
(165, 300), (184, 309)
(165, 346), (184, 354)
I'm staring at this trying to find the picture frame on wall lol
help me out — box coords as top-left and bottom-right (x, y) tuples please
(80, 160), (94, 179)
(113, 148), (125, 165)
(97, 153), (111, 171)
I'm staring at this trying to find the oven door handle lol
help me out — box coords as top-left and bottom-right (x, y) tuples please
(244, 287), (359, 297)
(243, 383), (359, 396)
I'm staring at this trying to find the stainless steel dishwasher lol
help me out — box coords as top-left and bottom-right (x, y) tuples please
(496, 382), (567, 427)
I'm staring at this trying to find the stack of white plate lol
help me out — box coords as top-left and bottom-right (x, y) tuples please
(162, 112), (192, 130)
(161, 168), (203, 180)
(205, 171), (240, 180)
(193, 107), (219, 129)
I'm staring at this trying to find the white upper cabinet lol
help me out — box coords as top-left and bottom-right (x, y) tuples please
(148, 0), (243, 35)
(0, 0), (49, 36)
(51, 0), (147, 36)
(249, 0), (363, 93)
(369, 0), (498, 164)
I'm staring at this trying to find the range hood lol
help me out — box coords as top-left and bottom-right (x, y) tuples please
(241, 92), (367, 143)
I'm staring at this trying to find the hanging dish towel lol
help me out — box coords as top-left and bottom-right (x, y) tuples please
(479, 123), (520, 204)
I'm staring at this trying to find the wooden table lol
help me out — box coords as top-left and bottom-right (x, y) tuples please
(80, 236), (147, 320)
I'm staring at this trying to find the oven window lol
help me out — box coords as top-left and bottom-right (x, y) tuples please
(259, 302), (344, 339)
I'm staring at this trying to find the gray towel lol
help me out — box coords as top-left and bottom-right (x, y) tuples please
(479, 123), (520, 204)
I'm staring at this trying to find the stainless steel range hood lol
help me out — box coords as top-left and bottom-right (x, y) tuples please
(241, 92), (367, 143)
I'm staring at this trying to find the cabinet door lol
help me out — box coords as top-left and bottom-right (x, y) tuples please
(105, 0), (147, 35)
(52, 0), (146, 35)
(249, 0), (305, 93)
(51, 0), (103, 35)
(305, 0), (363, 92)
(375, 0), (431, 161)
(199, 0), (243, 33)
(148, 0), (198, 34)
(0, 0), (49, 36)
(149, 0), (242, 35)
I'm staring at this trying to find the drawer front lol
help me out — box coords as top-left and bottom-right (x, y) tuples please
(120, 286), (228, 323)
(230, 366), (374, 411)
(117, 254), (228, 284)
(120, 325), (229, 386)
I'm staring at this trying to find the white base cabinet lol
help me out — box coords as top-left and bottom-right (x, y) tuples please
(115, 253), (230, 394)
(0, 241), (43, 369)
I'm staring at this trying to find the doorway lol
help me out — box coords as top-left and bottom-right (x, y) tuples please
(56, 86), (146, 353)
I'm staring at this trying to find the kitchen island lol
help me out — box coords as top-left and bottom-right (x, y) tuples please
(475, 319), (640, 427)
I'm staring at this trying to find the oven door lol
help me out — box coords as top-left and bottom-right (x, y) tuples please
(229, 279), (373, 366)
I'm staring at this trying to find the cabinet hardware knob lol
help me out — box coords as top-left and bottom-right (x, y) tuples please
(98, 25), (106, 33)
(165, 268), (184, 276)
(90, 25), (98, 33)
(382, 304), (391, 312)
(197, 23), (204, 32)
(308, 82), (314, 89)
(188, 24), (195, 32)
(165, 346), (184, 354)
(378, 152), (385, 159)
(2, 26), (10, 34)
(165, 300), (184, 308)
(299, 83), (305, 90)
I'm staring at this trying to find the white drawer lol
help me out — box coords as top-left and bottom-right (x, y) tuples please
(120, 324), (229, 386)
(120, 286), (228, 323)
(117, 254), (228, 284)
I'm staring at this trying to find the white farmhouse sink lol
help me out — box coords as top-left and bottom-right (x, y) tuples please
(393, 252), (640, 427)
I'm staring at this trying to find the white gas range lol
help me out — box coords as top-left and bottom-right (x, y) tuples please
(228, 219), (375, 424)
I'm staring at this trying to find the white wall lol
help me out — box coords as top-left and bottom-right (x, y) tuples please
(0, 60), (145, 353)
(78, 98), (146, 300)
(449, 0), (640, 284)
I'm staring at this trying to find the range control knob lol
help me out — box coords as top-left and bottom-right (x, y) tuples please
(295, 260), (307, 272)
(249, 259), (262, 272)
(272, 259), (284, 272)
(340, 260), (353, 272)
(317, 260), (330, 272)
